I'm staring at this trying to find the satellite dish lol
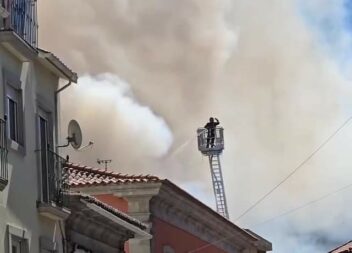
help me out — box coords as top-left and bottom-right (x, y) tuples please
(68, 120), (82, 149)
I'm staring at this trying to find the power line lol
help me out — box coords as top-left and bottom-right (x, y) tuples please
(190, 182), (352, 252)
(250, 182), (352, 228)
(187, 115), (352, 253)
(187, 181), (352, 253)
(234, 115), (352, 222)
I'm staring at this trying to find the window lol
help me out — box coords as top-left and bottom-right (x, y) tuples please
(7, 225), (28, 253)
(9, 236), (28, 253)
(8, 97), (18, 141)
(11, 238), (21, 253)
(39, 115), (50, 203)
(37, 109), (54, 204)
(5, 76), (23, 145)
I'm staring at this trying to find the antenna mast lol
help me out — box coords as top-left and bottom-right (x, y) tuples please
(197, 119), (229, 219)
(97, 159), (112, 171)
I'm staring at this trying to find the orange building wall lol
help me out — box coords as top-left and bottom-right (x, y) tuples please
(93, 194), (129, 252)
(152, 217), (228, 253)
(94, 194), (129, 212)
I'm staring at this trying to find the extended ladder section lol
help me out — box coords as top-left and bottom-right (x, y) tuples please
(208, 154), (229, 219)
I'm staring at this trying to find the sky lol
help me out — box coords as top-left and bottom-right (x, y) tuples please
(39, 0), (352, 252)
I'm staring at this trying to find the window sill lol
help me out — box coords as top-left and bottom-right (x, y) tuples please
(0, 177), (8, 191)
(37, 201), (71, 220)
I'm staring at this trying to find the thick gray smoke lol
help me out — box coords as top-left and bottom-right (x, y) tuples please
(40, 0), (352, 252)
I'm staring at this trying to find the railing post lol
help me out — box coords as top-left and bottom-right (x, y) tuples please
(0, 119), (8, 190)
(45, 150), (68, 207)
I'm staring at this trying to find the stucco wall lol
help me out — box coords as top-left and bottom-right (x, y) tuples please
(152, 217), (227, 253)
(94, 194), (128, 212)
(93, 193), (130, 252)
(0, 43), (63, 253)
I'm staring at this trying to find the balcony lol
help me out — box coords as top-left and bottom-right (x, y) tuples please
(37, 149), (70, 220)
(197, 127), (224, 156)
(0, 0), (38, 48)
(0, 119), (8, 191)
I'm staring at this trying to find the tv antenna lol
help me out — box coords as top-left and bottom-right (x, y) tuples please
(197, 118), (229, 219)
(97, 159), (112, 171)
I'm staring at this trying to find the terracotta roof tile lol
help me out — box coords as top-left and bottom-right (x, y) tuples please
(67, 193), (147, 230)
(65, 163), (160, 187)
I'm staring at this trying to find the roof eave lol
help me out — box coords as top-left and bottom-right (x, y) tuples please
(38, 49), (78, 83)
(81, 199), (152, 239)
(161, 179), (260, 242)
(245, 229), (273, 251)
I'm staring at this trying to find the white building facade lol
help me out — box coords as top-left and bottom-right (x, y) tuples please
(0, 2), (78, 252)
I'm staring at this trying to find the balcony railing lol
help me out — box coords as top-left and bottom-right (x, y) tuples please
(197, 127), (224, 155)
(41, 149), (69, 207)
(0, 0), (38, 48)
(0, 119), (8, 191)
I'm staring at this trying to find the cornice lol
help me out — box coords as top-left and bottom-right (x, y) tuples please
(151, 182), (259, 252)
(71, 181), (269, 252)
(73, 182), (162, 197)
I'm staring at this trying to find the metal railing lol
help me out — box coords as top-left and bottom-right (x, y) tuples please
(1, 0), (38, 48)
(0, 119), (8, 189)
(197, 127), (224, 155)
(42, 149), (69, 207)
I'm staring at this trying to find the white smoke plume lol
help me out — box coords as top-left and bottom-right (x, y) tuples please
(40, 0), (352, 251)
(59, 74), (173, 171)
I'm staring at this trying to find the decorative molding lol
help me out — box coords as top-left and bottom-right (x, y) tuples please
(74, 181), (271, 252)
(37, 202), (71, 220)
(0, 30), (37, 61)
(7, 224), (27, 239)
(151, 183), (257, 252)
(109, 182), (254, 252)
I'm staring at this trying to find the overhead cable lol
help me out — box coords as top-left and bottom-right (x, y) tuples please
(250, 182), (352, 228)
(188, 181), (352, 253)
(234, 115), (352, 222)
(187, 114), (352, 253)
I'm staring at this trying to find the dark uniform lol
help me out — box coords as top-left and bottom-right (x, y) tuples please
(204, 117), (219, 148)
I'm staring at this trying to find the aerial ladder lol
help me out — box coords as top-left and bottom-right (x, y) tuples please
(197, 123), (229, 219)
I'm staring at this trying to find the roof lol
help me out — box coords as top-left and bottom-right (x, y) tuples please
(66, 193), (151, 240)
(245, 229), (273, 251)
(66, 162), (272, 250)
(66, 163), (161, 187)
(69, 193), (147, 230)
(37, 48), (78, 82)
(329, 241), (352, 253)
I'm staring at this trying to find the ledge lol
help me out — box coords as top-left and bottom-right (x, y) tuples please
(0, 177), (8, 191)
(0, 30), (37, 61)
(37, 202), (71, 220)
(0, 30), (77, 83)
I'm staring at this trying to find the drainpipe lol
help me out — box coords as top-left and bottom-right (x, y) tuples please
(54, 80), (72, 154)
(53, 81), (72, 253)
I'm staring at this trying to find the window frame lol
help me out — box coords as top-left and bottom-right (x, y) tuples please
(10, 237), (21, 253)
(7, 225), (29, 253)
(3, 69), (25, 152)
(7, 91), (19, 142)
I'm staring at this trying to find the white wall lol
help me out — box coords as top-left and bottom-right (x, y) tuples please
(0, 44), (64, 253)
